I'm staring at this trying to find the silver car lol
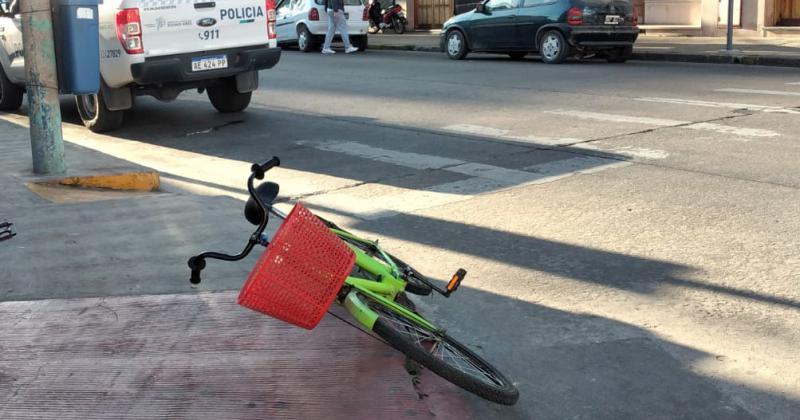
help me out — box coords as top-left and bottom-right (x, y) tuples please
(275, 0), (369, 52)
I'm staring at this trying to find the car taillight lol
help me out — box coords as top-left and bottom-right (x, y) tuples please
(362, 6), (368, 20)
(630, 12), (638, 26)
(116, 8), (143, 54)
(309, 7), (319, 20)
(266, 0), (276, 39)
(567, 7), (583, 26)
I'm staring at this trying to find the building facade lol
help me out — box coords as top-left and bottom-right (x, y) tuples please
(393, 0), (800, 36)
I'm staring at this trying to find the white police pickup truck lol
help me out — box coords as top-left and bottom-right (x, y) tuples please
(0, 0), (280, 132)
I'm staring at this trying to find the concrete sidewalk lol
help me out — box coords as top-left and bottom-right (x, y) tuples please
(0, 119), (471, 419)
(369, 31), (800, 67)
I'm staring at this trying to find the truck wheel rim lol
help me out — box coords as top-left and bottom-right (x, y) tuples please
(447, 34), (461, 56)
(80, 95), (97, 118)
(542, 34), (560, 60)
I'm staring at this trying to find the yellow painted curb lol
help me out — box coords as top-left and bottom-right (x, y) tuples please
(54, 171), (160, 192)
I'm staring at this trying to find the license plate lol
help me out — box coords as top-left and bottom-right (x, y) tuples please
(191, 55), (228, 72)
(604, 15), (622, 25)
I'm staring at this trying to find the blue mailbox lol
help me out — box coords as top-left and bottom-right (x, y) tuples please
(52, 0), (100, 95)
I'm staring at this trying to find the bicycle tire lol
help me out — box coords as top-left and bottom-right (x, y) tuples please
(364, 295), (519, 405)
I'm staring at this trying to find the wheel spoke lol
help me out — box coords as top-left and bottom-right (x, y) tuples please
(371, 300), (506, 387)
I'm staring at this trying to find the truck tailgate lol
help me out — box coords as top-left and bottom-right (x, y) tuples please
(140, 0), (269, 57)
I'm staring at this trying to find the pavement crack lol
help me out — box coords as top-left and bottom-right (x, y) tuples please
(186, 120), (244, 137)
(95, 298), (119, 322)
(565, 111), (757, 146)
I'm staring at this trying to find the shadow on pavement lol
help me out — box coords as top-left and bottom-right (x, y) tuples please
(0, 111), (800, 419)
(50, 95), (631, 197)
(308, 202), (800, 312)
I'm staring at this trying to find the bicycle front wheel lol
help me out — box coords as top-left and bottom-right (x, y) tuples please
(365, 296), (519, 405)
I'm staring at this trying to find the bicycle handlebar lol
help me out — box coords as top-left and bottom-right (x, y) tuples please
(251, 156), (280, 180)
(188, 156), (281, 285)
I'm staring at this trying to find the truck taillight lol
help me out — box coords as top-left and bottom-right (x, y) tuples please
(362, 6), (368, 20)
(309, 8), (319, 20)
(116, 8), (144, 54)
(567, 7), (583, 26)
(266, 0), (277, 39)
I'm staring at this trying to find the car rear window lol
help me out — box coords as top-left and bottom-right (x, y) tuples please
(314, 0), (365, 5)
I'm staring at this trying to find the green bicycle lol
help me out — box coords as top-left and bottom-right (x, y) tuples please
(188, 157), (519, 405)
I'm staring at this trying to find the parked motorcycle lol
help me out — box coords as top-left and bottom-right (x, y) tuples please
(369, 1), (408, 34)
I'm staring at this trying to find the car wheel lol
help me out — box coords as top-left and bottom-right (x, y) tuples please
(75, 87), (124, 133)
(297, 25), (316, 53)
(353, 34), (368, 51)
(445, 30), (468, 60)
(606, 46), (633, 63)
(0, 64), (23, 111)
(539, 30), (569, 64)
(508, 52), (527, 60)
(208, 77), (252, 113)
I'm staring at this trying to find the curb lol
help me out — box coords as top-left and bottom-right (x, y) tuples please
(370, 44), (441, 53)
(32, 170), (161, 192)
(631, 51), (800, 67)
(369, 44), (800, 67)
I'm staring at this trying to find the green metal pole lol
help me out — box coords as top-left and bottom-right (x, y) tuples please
(20, 0), (65, 174)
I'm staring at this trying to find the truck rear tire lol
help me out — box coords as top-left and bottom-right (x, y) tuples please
(0, 65), (24, 111)
(208, 79), (252, 113)
(75, 88), (124, 133)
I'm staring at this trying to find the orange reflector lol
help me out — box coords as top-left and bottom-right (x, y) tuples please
(447, 274), (460, 291)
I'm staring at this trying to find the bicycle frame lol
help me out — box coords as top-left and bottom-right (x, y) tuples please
(338, 234), (439, 333)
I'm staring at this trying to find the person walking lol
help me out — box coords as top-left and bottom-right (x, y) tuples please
(322, 0), (358, 54)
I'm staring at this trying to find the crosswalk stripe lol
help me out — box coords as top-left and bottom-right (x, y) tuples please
(442, 124), (579, 146)
(686, 123), (778, 138)
(545, 109), (779, 138)
(295, 140), (464, 170)
(544, 109), (684, 126)
(634, 97), (800, 114)
(296, 140), (630, 219)
(573, 143), (670, 160)
(715, 88), (800, 97)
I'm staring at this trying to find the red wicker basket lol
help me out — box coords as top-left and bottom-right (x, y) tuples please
(238, 203), (355, 329)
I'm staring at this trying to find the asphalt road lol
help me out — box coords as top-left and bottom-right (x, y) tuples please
(13, 51), (800, 419)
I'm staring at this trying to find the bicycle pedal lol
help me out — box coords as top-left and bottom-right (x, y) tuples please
(446, 269), (466, 295)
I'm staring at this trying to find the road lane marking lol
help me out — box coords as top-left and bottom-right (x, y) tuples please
(715, 88), (800, 97)
(786, 82), (800, 85)
(685, 123), (778, 138)
(634, 97), (800, 114)
(442, 124), (579, 146)
(545, 109), (779, 138)
(574, 144), (670, 160)
(544, 109), (684, 126)
(296, 140), (631, 219)
(522, 155), (632, 173)
(295, 140), (464, 170)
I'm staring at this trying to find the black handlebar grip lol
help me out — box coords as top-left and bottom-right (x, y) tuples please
(251, 156), (281, 180)
(188, 256), (206, 285)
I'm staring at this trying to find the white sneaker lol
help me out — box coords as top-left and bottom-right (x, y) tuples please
(321, 48), (335, 54)
(345, 46), (359, 54)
